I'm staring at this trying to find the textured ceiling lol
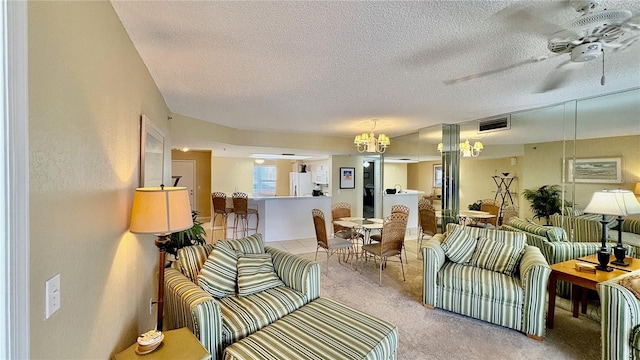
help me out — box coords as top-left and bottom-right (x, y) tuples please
(111, 0), (640, 151)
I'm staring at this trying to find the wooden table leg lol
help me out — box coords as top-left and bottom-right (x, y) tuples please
(547, 271), (558, 329)
(571, 285), (580, 318)
(581, 289), (588, 314)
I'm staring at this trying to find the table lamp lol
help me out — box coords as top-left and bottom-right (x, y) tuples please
(130, 186), (193, 331)
(584, 189), (640, 271)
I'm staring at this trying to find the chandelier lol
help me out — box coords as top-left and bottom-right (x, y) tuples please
(437, 139), (484, 158)
(354, 120), (390, 153)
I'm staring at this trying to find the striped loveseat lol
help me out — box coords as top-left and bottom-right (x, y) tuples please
(163, 234), (321, 358)
(501, 217), (634, 298)
(422, 224), (551, 339)
(598, 270), (640, 360)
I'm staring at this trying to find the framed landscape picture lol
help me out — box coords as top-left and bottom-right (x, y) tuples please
(567, 157), (622, 183)
(340, 167), (355, 189)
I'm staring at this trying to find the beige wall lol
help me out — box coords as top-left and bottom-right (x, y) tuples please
(331, 155), (363, 216)
(460, 156), (522, 210)
(29, 1), (169, 358)
(211, 157), (255, 195)
(172, 150), (212, 217)
(383, 162), (408, 191)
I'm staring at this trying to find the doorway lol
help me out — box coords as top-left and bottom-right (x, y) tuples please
(172, 160), (196, 211)
(362, 155), (382, 219)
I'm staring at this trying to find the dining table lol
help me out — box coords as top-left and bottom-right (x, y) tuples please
(435, 210), (496, 227)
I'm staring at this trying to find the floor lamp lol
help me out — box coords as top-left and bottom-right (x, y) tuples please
(130, 186), (193, 331)
(584, 189), (640, 271)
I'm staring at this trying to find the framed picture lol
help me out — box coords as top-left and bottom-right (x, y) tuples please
(567, 157), (622, 183)
(140, 114), (166, 187)
(433, 164), (443, 188)
(340, 167), (355, 189)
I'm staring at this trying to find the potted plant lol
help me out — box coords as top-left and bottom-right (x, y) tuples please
(522, 185), (571, 225)
(468, 201), (482, 211)
(168, 210), (206, 257)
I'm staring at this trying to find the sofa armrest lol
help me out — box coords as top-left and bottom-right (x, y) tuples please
(597, 271), (640, 360)
(518, 245), (551, 338)
(164, 268), (224, 359)
(422, 234), (446, 307)
(265, 246), (321, 302)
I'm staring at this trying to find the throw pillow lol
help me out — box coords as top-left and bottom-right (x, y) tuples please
(441, 226), (477, 264)
(227, 233), (264, 254)
(469, 236), (524, 276)
(177, 243), (215, 283)
(619, 275), (640, 300)
(236, 253), (284, 297)
(197, 241), (238, 298)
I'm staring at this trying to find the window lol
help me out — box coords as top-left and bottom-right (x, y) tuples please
(254, 165), (277, 196)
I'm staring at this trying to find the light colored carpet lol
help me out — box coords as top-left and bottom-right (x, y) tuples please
(296, 240), (601, 360)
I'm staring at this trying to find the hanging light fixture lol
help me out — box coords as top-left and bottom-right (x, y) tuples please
(437, 139), (484, 158)
(354, 119), (390, 153)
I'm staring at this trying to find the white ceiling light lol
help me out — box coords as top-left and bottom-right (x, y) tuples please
(354, 119), (390, 154)
(437, 139), (484, 158)
(254, 159), (265, 164)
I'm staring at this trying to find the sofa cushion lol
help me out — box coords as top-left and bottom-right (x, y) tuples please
(237, 253), (284, 297)
(219, 286), (308, 347)
(227, 233), (264, 254)
(468, 236), (524, 276)
(509, 217), (567, 242)
(441, 225), (477, 264)
(619, 274), (640, 300)
(446, 223), (527, 249)
(437, 262), (523, 306)
(177, 243), (215, 283)
(198, 241), (238, 298)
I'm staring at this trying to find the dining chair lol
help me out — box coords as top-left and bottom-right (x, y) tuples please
(480, 201), (500, 228)
(331, 202), (362, 240)
(417, 199), (438, 258)
(361, 213), (408, 286)
(211, 192), (235, 241)
(312, 209), (354, 276)
(370, 204), (410, 263)
(232, 192), (259, 238)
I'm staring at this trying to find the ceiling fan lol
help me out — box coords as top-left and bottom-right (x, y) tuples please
(444, 0), (640, 91)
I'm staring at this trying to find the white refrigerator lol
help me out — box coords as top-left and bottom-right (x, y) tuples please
(290, 172), (314, 196)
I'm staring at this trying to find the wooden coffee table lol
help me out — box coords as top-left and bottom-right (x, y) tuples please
(547, 255), (640, 329)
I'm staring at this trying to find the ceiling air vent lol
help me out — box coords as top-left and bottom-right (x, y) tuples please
(478, 116), (510, 134)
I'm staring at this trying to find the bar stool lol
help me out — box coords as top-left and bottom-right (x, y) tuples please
(232, 192), (259, 238)
(211, 192), (235, 241)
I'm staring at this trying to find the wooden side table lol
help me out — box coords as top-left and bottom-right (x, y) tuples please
(114, 328), (210, 360)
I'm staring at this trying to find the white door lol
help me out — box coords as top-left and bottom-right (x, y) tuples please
(172, 160), (196, 211)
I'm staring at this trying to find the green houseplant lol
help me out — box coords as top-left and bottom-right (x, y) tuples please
(522, 185), (570, 225)
(168, 210), (206, 256)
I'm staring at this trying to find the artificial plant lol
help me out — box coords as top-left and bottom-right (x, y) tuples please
(522, 185), (571, 225)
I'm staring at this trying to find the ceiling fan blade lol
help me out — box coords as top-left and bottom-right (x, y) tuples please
(491, 1), (569, 37)
(535, 60), (581, 93)
(444, 56), (551, 85)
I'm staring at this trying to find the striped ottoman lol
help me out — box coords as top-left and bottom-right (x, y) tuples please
(223, 297), (398, 360)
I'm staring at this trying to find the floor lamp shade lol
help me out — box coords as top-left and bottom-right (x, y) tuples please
(130, 186), (193, 331)
(130, 186), (193, 234)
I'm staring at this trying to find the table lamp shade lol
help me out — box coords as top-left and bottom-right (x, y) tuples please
(635, 183), (640, 196)
(584, 190), (640, 216)
(130, 187), (193, 234)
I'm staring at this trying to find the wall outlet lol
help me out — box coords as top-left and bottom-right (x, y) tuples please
(149, 297), (154, 315)
(45, 274), (61, 319)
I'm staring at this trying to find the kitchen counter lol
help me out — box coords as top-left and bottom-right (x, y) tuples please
(250, 196), (332, 242)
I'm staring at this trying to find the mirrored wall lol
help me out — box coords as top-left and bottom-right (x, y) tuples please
(408, 87), (640, 235)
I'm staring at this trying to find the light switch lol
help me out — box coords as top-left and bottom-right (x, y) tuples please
(45, 274), (61, 319)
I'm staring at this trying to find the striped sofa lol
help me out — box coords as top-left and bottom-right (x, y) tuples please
(422, 224), (551, 339)
(597, 270), (640, 360)
(164, 236), (398, 359)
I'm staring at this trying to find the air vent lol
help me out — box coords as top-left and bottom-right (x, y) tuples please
(478, 116), (510, 134)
